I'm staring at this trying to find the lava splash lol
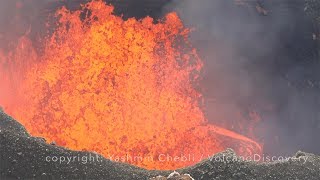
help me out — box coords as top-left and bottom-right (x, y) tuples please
(0, 1), (261, 170)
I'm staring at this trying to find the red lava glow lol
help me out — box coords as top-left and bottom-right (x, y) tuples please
(0, 1), (262, 170)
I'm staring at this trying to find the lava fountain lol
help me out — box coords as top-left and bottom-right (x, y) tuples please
(0, 1), (262, 170)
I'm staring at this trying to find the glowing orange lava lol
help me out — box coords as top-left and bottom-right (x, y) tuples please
(0, 1), (261, 170)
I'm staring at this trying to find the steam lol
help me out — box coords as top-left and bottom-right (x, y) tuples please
(164, 0), (320, 156)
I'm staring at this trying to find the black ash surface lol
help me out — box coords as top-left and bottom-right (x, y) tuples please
(1, 110), (320, 180)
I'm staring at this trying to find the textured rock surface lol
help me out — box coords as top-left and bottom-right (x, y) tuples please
(1, 111), (320, 180)
(150, 171), (194, 180)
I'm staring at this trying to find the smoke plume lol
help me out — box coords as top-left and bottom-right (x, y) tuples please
(164, 0), (320, 156)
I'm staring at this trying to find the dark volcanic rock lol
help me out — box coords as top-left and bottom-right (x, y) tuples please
(1, 110), (320, 180)
(0, 109), (166, 180)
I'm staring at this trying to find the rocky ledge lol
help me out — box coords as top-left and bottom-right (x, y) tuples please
(0, 110), (320, 180)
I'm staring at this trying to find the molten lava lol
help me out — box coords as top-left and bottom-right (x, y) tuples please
(0, 1), (261, 170)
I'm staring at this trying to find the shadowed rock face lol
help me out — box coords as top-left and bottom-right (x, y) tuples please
(0, 0), (172, 51)
(1, 110), (320, 180)
(47, 0), (172, 19)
